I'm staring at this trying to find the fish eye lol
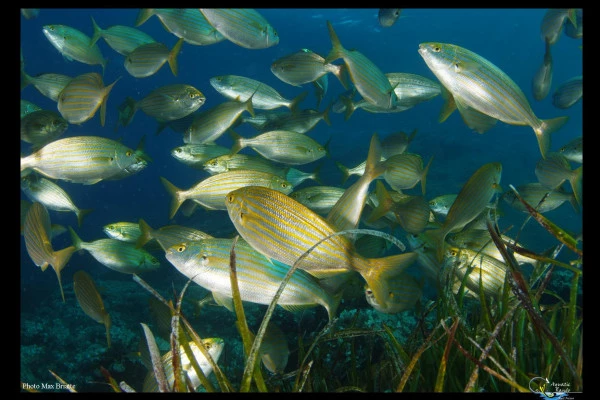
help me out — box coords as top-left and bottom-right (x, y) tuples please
(228, 195), (234, 203)
(433, 45), (441, 52)
(366, 289), (373, 295)
(126, 151), (132, 156)
(174, 148), (181, 153)
(281, 182), (288, 188)
(177, 245), (186, 252)
(201, 254), (208, 260)
(204, 343), (212, 349)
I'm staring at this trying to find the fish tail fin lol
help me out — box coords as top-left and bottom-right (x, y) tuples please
(51, 245), (76, 303)
(570, 165), (583, 207)
(76, 208), (94, 228)
(244, 94), (255, 118)
(100, 76), (121, 127)
(290, 91), (308, 113)
(311, 162), (323, 185)
(332, 63), (350, 90)
(228, 129), (245, 155)
(324, 21), (345, 64)
(359, 252), (418, 307)
(367, 180), (395, 223)
(160, 177), (184, 219)
(335, 161), (350, 185)
(115, 96), (137, 132)
(135, 8), (154, 26)
(326, 290), (344, 322)
(363, 133), (386, 182)
(136, 218), (154, 249)
(340, 95), (355, 121)
(21, 67), (33, 90)
(90, 16), (102, 46)
(155, 121), (167, 136)
(420, 156), (434, 196)
(168, 37), (185, 77)
(407, 128), (418, 145)
(438, 86), (457, 123)
(68, 226), (83, 251)
(535, 116), (569, 159)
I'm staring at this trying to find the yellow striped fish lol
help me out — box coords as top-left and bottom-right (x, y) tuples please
(42, 24), (107, 74)
(183, 96), (255, 144)
(365, 272), (422, 314)
(103, 221), (142, 242)
(259, 107), (332, 134)
(325, 21), (397, 110)
(21, 99), (42, 118)
(69, 226), (161, 274)
(406, 232), (443, 283)
(445, 246), (510, 299)
(501, 182), (579, 214)
(20, 110), (68, 150)
(57, 72), (119, 126)
(124, 37), (184, 78)
(142, 338), (224, 392)
(418, 42), (569, 159)
(229, 129), (327, 166)
(552, 76), (582, 109)
(540, 8), (570, 45)
(160, 169), (293, 218)
(136, 8), (224, 46)
(136, 219), (213, 251)
(271, 48), (348, 89)
(210, 75), (307, 111)
(225, 185), (418, 307)
(73, 270), (111, 348)
(200, 8), (279, 49)
(20, 71), (72, 102)
(165, 238), (341, 321)
(382, 153), (433, 196)
(171, 143), (230, 169)
(23, 202), (75, 302)
(21, 173), (93, 227)
(535, 152), (582, 206)
(204, 153), (282, 176)
(532, 38), (553, 101)
(20, 199), (66, 240)
(90, 16), (155, 56)
(558, 136), (582, 164)
(21, 136), (149, 185)
(289, 186), (345, 215)
(424, 162), (503, 262)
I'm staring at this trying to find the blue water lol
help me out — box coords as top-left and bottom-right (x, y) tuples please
(20, 9), (583, 392)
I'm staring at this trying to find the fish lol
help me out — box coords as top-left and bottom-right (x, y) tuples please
(229, 129), (328, 166)
(289, 186), (346, 215)
(21, 8), (40, 19)
(535, 152), (582, 206)
(21, 99), (42, 118)
(406, 232), (443, 283)
(258, 107), (332, 134)
(199, 8), (279, 49)
(365, 272), (422, 314)
(103, 222), (142, 242)
(270, 48), (348, 89)
(183, 96), (255, 144)
(20, 199), (66, 239)
(21, 173), (93, 227)
(354, 233), (393, 259)
(135, 8), (224, 46)
(429, 194), (458, 220)
(165, 238), (342, 321)
(378, 9), (402, 27)
(501, 182), (579, 214)
(532, 37), (553, 101)
(418, 42), (569, 159)
(57, 72), (119, 126)
(22, 202), (76, 302)
(68, 226), (161, 274)
(558, 136), (582, 164)
(325, 21), (397, 110)
(21, 136), (149, 185)
(20, 71), (73, 102)
(20, 110), (68, 150)
(224, 185), (419, 307)
(382, 153), (433, 195)
(142, 338), (225, 392)
(210, 75), (307, 111)
(203, 153), (289, 178)
(171, 143), (230, 169)
(124, 37), (184, 78)
(73, 270), (111, 348)
(564, 8), (582, 39)
(160, 169), (294, 218)
(136, 219), (213, 251)
(90, 16), (155, 56)
(444, 246), (511, 299)
(552, 76), (582, 109)
(42, 24), (107, 74)
(540, 9), (570, 45)
(424, 162), (503, 262)
(381, 129), (418, 158)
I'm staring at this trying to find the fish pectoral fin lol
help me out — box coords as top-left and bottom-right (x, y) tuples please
(455, 98), (497, 134)
(212, 292), (234, 312)
(453, 59), (480, 74)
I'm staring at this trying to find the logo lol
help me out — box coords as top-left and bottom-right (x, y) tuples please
(529, 377), (572, 400)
